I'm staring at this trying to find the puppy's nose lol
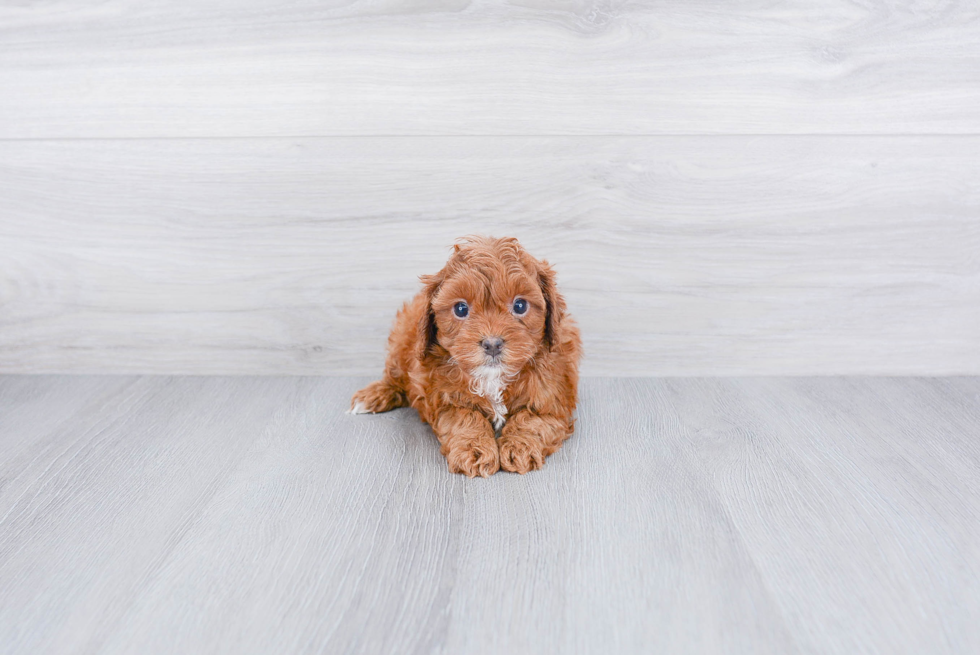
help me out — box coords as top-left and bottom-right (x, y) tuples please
(481, 337), (505, 358)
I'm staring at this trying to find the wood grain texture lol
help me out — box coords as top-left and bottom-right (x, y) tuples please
(1, 1), (979, 137)
(0, 376), (307, 654)
(1, 137), (977, 376)
(0, 375), (978, 654)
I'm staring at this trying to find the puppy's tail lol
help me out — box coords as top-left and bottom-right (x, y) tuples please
(349, 379), (409, 415)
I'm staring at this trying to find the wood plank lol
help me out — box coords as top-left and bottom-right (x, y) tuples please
(1, 136), (978, 376)
(1, 1), (979, 137)
(0, 376), (308, 654)
(660, 377), (980, 654)
(97, 377), (468, 655)
(0, 376), (134, 467)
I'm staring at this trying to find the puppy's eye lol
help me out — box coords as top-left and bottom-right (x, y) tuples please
(512, 298), (528, 315)
(453, 301), (469, 318)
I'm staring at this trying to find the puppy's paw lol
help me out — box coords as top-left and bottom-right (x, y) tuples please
(445, 436), (500, 478)
(498, 433), (545, 474)
(350, 380), (407, 414)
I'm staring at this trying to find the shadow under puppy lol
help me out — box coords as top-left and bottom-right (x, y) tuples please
(351, 236), (582, 477)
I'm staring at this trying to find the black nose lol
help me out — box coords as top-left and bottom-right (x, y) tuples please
(481, 337), (504, 358)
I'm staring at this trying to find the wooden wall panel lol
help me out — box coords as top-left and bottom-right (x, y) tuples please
(1, 1), (979, 137)
(2, 137), (977, 375)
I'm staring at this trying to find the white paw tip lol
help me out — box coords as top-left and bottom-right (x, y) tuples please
(347, 401), (372, 415)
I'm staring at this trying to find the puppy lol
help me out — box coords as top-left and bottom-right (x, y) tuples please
(350, 236), (581, 477)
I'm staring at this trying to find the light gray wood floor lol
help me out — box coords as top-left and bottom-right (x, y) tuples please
(1, 376), (977, 654)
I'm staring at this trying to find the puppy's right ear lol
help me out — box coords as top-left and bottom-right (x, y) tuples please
(415, 271), (444, 361)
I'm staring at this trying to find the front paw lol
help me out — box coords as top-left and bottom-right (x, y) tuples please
(498, 433), (545, 474)
(349, 380), (405, 414)
(444, 436), (500, 478)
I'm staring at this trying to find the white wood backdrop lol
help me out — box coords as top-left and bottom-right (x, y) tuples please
(1, 0), (978, 375)
(3, 0), (980, 137)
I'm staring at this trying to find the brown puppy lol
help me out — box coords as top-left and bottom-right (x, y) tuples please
(351, 236), (582, 477)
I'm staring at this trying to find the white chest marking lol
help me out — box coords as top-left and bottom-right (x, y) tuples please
(469, 365), (509, 430)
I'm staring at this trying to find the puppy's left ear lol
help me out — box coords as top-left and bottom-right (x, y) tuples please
(537, 260), (567, 352)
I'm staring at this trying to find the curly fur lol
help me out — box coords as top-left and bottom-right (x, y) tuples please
(351, 236), (582, 477)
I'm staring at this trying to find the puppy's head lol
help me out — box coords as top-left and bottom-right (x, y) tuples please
(416, 236), (566, 379)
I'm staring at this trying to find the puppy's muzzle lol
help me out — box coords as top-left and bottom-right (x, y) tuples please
(480, 336), (505, 359)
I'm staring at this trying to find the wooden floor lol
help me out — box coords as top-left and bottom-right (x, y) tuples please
(1, 376), (978, 654)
